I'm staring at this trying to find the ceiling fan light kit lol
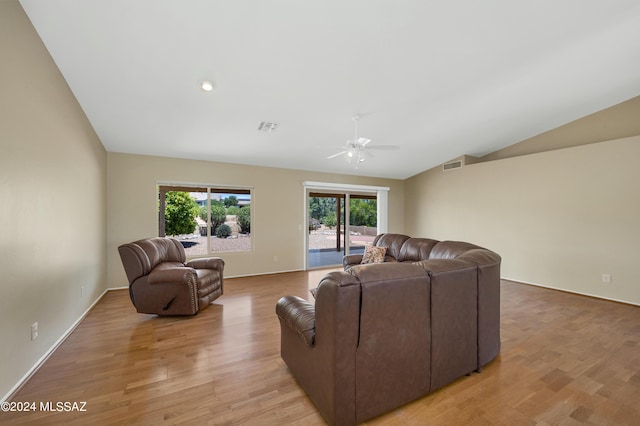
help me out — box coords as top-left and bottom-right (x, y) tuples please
(327, 115), (399, 169)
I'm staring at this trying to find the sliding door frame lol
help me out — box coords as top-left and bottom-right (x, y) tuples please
(302, 181), (389, 270)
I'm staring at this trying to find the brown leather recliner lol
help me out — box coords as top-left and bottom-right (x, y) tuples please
(118, 237), (224, 315)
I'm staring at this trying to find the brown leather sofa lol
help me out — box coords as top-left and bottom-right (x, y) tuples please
(118, 237), (224, 315)
(276, 236), (500, 425)
(343, 233), (438, 267)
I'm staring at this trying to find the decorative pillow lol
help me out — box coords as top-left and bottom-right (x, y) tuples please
(361, 245), (387, 264)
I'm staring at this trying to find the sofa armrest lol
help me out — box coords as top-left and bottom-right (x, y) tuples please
(343, 254), (363, 269)
(148, 267), (196, 285)
(186, 257), (225, 271)
(276, 295), (316, 347)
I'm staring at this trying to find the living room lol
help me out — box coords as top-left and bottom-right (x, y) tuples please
(2, 0), (640, 424)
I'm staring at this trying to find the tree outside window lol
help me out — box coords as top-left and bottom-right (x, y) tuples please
(159, 184), (252, 257)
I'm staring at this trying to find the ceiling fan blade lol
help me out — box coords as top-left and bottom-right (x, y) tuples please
(367, 145), (400, 151)
(326, 150), (348, 160)
(329, 116), (379, 166)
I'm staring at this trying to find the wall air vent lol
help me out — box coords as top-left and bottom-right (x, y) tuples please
(257, 121), (279, 132)
(442, 155), (479, 171)
(443, 160), (463, 171)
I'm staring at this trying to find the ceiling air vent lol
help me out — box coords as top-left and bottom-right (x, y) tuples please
(443, 160), (463, 171)
(257, 121), (279, 132)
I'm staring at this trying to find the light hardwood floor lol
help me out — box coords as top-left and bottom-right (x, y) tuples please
(3, 270), (640, 425)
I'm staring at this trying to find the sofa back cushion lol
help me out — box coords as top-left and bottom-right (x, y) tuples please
(373, 233), (410, 261)
(429, 240), (482, 260)
(455, 248), (502, 267)
(348, 262), (431, 422)
(139, 237), (186, 266)
(398, 238), (439, 262)
(118, 237), (186, 284)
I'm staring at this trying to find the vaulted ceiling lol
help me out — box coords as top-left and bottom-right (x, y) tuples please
(20, 0), (640, 179)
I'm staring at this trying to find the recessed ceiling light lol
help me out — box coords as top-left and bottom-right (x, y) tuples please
(200, 81), (214, 92)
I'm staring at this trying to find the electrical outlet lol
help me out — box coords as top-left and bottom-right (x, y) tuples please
(273, 255), (278, 262)
(31, 322), (38, 341)
(602, 273), (611, 284)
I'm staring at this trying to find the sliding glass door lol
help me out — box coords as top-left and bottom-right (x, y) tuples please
(348, 195), (377, 255)
(307, 191), (377, 269)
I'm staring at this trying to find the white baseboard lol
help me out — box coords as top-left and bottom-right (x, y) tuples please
(224, 268), (304, 279)
(1, 287), (114, 402)
(502, 277), (639, 307)
(108, 286), (129, 290)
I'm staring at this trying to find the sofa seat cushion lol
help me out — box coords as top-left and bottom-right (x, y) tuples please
(148, 262), (193, 284)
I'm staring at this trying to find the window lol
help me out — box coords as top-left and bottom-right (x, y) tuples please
(158, 184), (252, 257)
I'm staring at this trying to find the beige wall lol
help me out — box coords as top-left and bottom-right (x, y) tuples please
(405, 136), (640, 305)
(107, 153), (404, 287)
(0, 0), (107, 399)
(480, 95), (640, 162)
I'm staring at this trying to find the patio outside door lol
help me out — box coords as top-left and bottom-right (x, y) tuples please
(307, 192), (377, 269)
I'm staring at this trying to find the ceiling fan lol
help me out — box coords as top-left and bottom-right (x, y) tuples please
(326, 115), (399, 168)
